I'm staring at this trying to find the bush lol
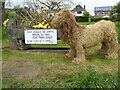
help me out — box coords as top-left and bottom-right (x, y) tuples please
(75, 16), (89, 22)
(116, 22), (120, 43)
(91, 17), (109, 22)
(76, 16), (110, 22)
(110, 16), (120, 22)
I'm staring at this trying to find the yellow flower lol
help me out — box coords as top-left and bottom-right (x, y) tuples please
(38, 23), (44, 28)
(33, 25), (39, 29)
(48, 26), (51, 28)
(32, 21), (51, 29)
(43, 24), (49, 29)
(42, 10), (46, 14)
(44, 20), (46, 22)
(41, 22), (45, 25)
(3, 19), (9, 28)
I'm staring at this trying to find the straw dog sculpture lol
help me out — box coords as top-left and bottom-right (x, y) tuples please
(51, 9), (118, 64)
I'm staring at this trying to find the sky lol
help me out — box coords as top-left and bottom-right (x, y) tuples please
(5, 0), (120, 16)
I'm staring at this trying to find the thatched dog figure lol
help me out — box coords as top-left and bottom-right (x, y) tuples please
(51, 9), (118, 64)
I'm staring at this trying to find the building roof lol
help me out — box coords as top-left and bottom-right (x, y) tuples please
(72, 4), (85, 12)
(94, 6), (112, 11)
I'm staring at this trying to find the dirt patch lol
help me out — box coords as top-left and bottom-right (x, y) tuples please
(2, 58), (85, 81)
(3, 59), (42, 79)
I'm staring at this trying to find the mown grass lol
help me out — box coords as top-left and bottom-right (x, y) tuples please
(2, 21), (119, 88)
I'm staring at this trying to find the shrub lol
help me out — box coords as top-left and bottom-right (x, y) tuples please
(75, 16), (89, 22)
(76, 16), (110, 22)
(91, 17), (109, 22)
(116, 22), (120, 43)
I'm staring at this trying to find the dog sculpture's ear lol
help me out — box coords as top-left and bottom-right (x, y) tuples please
(63, 21), (73, 36)
(64, 22), (69, 28)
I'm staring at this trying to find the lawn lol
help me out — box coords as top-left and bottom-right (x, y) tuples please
(2, 22), (119, 88)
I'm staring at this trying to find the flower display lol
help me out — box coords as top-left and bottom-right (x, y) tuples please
(32, 20), (51, 29)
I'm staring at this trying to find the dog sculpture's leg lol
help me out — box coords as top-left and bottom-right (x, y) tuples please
(73, 43), (85, 64)
(105, 35), (118, 60)
(66, 46), (76, 60)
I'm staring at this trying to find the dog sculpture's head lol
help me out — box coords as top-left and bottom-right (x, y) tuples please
(51, 9), (76, 29)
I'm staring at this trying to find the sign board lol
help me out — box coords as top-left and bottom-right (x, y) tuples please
(24, 29), (57, 44)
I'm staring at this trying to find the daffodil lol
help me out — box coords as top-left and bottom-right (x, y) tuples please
(43, 24), (49, 28)
(33, 25), (39, 29)
(32, 20), (51, 29)
(48, 26), (51, 28)
(42, 10), (46, 14)
(38, 23), (44, 28)
(3, 19), (9, 28)
(44, 20), (46, 22)
(41, 22), (45, 25)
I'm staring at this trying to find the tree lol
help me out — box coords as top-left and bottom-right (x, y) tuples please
(110, 1), (120, 21)
(37, 0), (74, 10)
(83, 11), (91, 22)
(116, 1), (120, 20)
(116, 1), (120, 14)
(83, 10), (90, 17)
(46, 0), (61, 9)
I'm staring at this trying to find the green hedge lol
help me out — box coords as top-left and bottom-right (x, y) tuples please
(91, 17), (109, 22)
(116, 22), (120, 43)
(75, 16), (89, 22)
(76, 16), (110, 22)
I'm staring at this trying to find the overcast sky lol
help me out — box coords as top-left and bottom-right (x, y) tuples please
(5, 0), (120, 15)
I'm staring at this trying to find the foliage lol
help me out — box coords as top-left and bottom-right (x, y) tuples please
(4, 10), (17, 19)
(40, 0), (73, 10)
(4, 3), (52, 29)
(91, 17), (109, 22)
(46, 0), (61, 9)
(83, 10), (90, 17)
(76, 16), (89, 22)
(116, 1), (120, 17)
(4, 0), (75, 29)
(115, 22), (120, 43)
(76, 17), (109, 22)
(109, 1), (120, 21)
